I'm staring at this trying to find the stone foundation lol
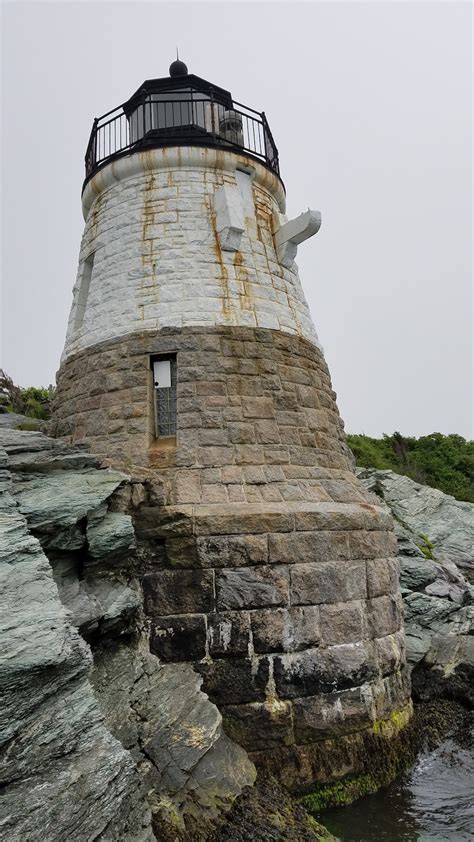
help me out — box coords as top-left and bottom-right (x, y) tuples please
(52, 325), (412, 788)
(131, 497), (411, 785)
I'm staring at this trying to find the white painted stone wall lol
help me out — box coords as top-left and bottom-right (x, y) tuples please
(62, 147), (321, 363)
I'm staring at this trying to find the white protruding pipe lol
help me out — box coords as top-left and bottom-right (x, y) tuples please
(273, 209), (322, 268)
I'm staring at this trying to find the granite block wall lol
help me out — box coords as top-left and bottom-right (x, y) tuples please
(52, 327), (412, 785)
(63, 148), (319, 364)
(132, 496), (410, 787)
(54, 325), (353, 480)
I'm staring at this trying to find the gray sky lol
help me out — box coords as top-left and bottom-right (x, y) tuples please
(1, 0), (472, 437)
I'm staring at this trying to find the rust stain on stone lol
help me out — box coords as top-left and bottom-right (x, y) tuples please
(214, 149), (226, 174)
(142, 174), (155, 246)
(233, 249), (253, 313)
(255, 198), (272, 245)
(208, 197), (232, 321)
(360, 503), (378, 513)
(141, 172), (159, 304)
(90, 190), (103, 243)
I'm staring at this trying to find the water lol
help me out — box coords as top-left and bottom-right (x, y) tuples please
(322, 734), (474, 841)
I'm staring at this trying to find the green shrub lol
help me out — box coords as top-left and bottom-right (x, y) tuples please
(0, 370), (53, 421)
(347, 432), (474, 503)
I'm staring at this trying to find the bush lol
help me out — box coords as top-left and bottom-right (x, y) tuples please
(346, 431), (474, 503)
(0, 370), (53, 421)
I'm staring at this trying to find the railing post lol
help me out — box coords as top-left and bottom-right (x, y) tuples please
(92, 117), (99, 168)
(261, 111), (278, 172)
(85, 117), (99, 176)
(210, 86), (216, 138)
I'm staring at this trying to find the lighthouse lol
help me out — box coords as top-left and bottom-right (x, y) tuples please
(52, 61), (411, 791)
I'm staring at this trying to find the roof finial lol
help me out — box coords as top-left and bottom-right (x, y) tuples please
(169, 53), (188, 77)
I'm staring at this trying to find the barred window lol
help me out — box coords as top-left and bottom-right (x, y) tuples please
(151, 355), (177, 438)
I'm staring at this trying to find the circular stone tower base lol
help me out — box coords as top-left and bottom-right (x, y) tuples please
(53, 324), (412, 791)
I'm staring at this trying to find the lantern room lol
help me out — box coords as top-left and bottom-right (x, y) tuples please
(84, 59), (279, 188)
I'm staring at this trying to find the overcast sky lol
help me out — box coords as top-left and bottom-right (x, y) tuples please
(1, 0), (472, 437)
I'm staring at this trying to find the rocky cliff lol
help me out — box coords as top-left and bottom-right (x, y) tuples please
(0, 427), (258, 840)
(357, 468), (473, 707)
(0, 425), (334, 841)
(2, 424), (471, 839)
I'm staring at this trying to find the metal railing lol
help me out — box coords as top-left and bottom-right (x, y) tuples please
(84, 92), (280, 186)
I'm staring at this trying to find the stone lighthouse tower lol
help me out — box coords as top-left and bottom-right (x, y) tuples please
(53, 60), (411, 791)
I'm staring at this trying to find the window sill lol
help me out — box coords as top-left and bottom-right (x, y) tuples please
(149, 436), (176, 468)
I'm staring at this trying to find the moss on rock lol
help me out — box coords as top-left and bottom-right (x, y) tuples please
(299, 700), (471, 819)
(250, 699), (415, 795)
(300, 773), (379, 812)
(297, 703), (416, 814)
(372, 703), (413, 738)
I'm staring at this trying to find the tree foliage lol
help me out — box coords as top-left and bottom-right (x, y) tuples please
(0, 370), (53, 420)
(347, 431), (474, 503)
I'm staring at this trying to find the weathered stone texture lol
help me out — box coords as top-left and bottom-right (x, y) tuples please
(53, 326), (368, 495)
(63, 151), (318, 364)
(357, 467), (473, 566)
(290, 559), (368, 605)
(51, 324), (413, 783)
(91, 645), (255, 837)
(131, 497), (411, 763)
(215, 565), (289, 611)
(357, 467), (474, 708)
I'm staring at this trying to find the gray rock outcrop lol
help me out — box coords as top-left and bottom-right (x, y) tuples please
(356, 468), (473, 569)
(0, 429), (255, 840)
(0, 437), (153, 841)
(357, 468), (473, 706)
(91, 646), (255, 835)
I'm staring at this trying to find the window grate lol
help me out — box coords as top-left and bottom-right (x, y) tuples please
(152, 356), (177, 438)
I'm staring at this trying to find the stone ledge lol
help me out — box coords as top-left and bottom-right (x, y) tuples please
(137, 501), (393, 539)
